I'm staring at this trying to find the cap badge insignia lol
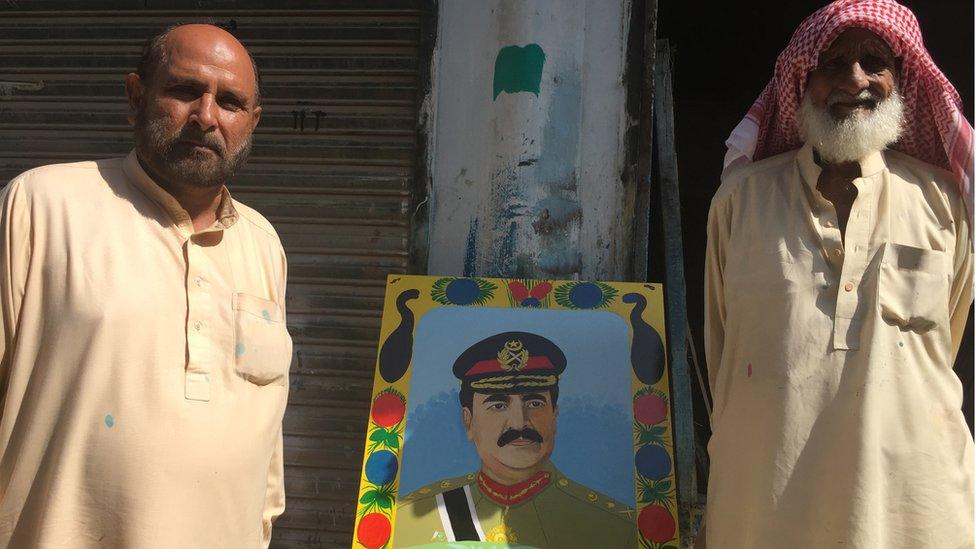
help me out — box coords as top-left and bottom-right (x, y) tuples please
(497, 340), (529, 371)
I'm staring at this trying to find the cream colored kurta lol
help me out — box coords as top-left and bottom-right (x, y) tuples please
(705, 143), (973, 548)
(0, 152), (292, 548)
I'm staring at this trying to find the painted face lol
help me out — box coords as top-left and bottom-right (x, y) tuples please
(805, 27), (898, 121)
(463, 391), (557, 483)
(127, 25), (262, 188)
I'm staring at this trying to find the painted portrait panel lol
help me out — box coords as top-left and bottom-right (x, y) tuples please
(352, 276), (680, 549)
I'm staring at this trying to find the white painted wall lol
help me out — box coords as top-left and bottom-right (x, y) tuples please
(425, 0), (635, 280)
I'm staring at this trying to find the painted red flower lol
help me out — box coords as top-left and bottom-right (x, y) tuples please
(509, 281), (553, 307)
(637, 505), (676, 543)
(357, 512), (391, 549)
(529, 282), (552, 300)
(508, 281), (530, 302)
(634, 393), (668, 425)
(371, 392), (406, 428)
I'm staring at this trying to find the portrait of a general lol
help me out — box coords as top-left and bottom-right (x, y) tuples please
(352, 276), (681, 549)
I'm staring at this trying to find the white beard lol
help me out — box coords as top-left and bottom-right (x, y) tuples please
(798, 89), (905, 164)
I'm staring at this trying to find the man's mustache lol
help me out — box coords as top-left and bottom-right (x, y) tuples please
(177, 128), (225, 155)
(827, 89), (880, 109)
(497, 428), (544, 446)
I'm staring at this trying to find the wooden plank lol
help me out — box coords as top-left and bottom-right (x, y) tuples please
(654, 38), (699, 547)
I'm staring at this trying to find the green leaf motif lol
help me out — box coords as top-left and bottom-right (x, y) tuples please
(553, 281), (619, 310)
(430, 277), (497, 306)
(635, 422), (671, 447)
(385, 431), (400, 449)
(360, 491), (377, 504)
(376, 494), (393, 509)
(634, 385), (668, 400)
(637, 475), (676, 509)
(369, 430), (386, 442)
(430, 277), (453, 305)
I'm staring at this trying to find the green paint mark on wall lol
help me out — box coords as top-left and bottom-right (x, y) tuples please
(493, 44), (545, 100)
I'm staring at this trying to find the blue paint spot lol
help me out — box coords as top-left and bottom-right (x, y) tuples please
(463, 218), (479, 277)
(538, 247), (582, 275)
(445, 279), (480, 305)
(569, 282), (603, 308)
(521, 297), (541, 307)
(635, 444), (671, 481)
(235, 343), (246, 356)
(364, 450), (399, 486)
(261, 309), (272, 323)
(104, 414), (115, 428)
(494, 220), (517, 277)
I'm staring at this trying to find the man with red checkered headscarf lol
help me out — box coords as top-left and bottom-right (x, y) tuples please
(702, 1), (973, 547)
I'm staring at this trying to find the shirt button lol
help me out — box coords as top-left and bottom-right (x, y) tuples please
(824, 220), (835, 228)
(194, 276), (204, 287)
(833, 248), (843, 258)
(844, 282), (854, 292)
(193, 321), (203, 331)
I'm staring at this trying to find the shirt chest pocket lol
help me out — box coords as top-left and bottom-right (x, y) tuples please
(728, 243), (813, 296)
(877, 242), (949, 334)
(233, 292), (293, 386)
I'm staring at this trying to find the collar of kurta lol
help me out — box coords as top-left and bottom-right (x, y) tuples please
(797, 142), (888, 195)
(477, 466), (552, 506)
(122, 150), (240, 236)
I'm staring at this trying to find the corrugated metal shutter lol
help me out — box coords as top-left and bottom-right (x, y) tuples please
(0, 2), (433, 546)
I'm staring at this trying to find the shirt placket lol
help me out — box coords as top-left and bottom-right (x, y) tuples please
(185, 233), (214, 401)
(831, 176), (876, 351)
(804, 178), (844, 304)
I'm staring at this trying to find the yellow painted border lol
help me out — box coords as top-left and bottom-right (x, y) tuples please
(351, 275), (680, 549)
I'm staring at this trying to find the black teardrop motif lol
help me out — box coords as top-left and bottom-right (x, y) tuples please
(378, 289), (420, 383)
(622, 292), (665, 384)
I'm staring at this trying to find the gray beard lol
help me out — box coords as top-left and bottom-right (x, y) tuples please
(798, 89), (905, 164)
(134, 114), (252, 188)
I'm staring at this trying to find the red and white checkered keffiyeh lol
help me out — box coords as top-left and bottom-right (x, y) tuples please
(723, 0), (974, 215)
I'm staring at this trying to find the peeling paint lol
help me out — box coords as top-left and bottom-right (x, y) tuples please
(493, 220), (518, 276)
(427, 1), (632, 280)
(532, 197), (582, 234)
(0, 80), (44, 96)
(538, 245), (583, 275)
(463, 218), (479, 277)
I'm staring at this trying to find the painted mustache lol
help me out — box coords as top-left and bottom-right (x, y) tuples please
(497, 428), (544, 447)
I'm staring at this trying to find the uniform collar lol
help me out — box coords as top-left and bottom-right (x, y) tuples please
(477, 463), (553, 506)
(797, 141), (888, 193)
(122, 150), (239, 236)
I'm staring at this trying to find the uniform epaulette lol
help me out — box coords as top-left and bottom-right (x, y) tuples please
(550, 473), (636, 520)
(399, 471), (479, 503)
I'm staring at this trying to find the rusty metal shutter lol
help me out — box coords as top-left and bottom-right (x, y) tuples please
(0, 2), (433, 547)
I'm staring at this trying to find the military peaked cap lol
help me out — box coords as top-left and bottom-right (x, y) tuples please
(453, 331), (566, 393)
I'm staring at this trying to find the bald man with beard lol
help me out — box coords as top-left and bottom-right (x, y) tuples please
(0, 25), (291, 548)
(702, 1), (973, 547)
